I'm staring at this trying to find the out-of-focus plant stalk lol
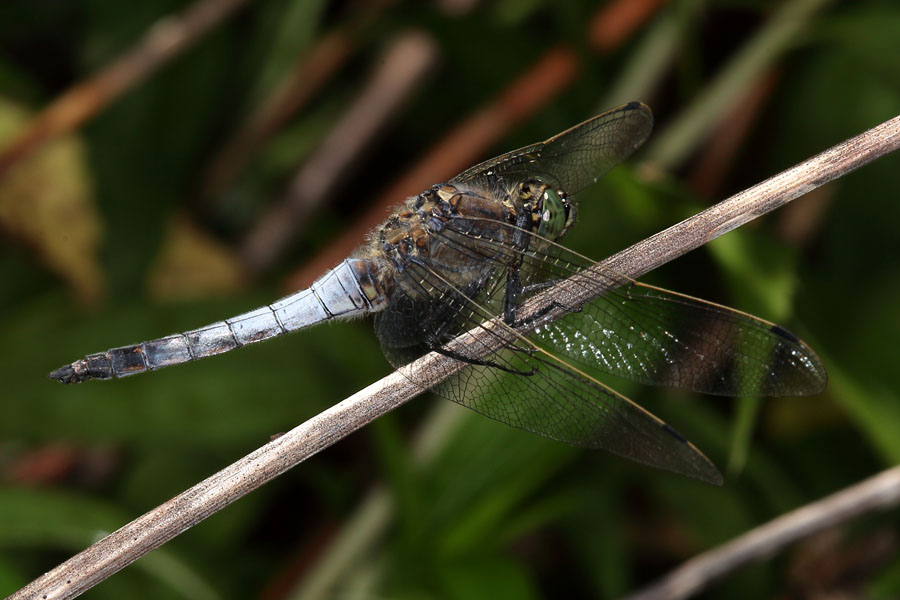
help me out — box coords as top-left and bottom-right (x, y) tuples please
(623, 465), (900, 600)
(0, 0), (252, 180)
(645, 0), (833, 171)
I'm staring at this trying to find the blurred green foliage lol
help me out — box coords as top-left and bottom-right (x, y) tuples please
(1, 0), (900, 598)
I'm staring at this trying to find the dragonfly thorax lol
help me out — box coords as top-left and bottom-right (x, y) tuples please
(362, 183), (519, 270)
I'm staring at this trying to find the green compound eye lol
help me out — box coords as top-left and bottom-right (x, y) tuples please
(537, 188), (567, 238)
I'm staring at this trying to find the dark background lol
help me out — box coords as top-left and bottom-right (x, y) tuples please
(1, 0), (900, 598)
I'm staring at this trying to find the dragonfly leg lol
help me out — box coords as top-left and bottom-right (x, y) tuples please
(520, 279), (560, 294)
(502, 264), (523, 325)
(503, 266), (576, 323)
(432, 346), (536, 376)
(514, 301), (570, 330)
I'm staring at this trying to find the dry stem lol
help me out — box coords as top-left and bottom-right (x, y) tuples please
(623, 465), (900, 600)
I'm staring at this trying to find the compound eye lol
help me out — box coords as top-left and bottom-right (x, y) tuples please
(537, 188), (567, 238)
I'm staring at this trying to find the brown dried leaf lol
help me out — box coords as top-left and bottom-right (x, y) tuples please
(146, 213), (243, 301)
(0, 98), (104, 304)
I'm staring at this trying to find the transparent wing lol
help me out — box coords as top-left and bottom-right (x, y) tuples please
(373, 206), (825, 484)
(450, 102), (653, 196)
(445, 336), (723, 485)
(378, 259), (722, 484)
(397, 215), (827, 397)
(536, 281), (828, 397)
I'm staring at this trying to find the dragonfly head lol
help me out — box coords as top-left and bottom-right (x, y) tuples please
(536, 187), (575, 240)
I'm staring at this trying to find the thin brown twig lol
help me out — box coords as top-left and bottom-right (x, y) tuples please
(622, 465), (900, 600)
(199, 0), (398, 201)
(589, 0), (668, 52)
(645, 0), (833, 170)
(238, 31), (439, 273)
(613, 113), (899, 279)
(284, 0), (663, 291)
(0, 0), (251, 180)
(687, 69), (780, 197)
(283, 45), (579, 291)
(199, 27), (357, 201)
(10, 112), (899, 600)
(599, 0), (705, 109)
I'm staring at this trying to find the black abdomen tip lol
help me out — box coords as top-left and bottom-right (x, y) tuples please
(49, 364), (79, 384)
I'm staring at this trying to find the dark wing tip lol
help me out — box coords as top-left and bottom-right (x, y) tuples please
(703, 467), (725, 487)
(623, 101), (653, 126)
(609, 101), (654, 158)
(770, 323), (799, 344)
(768, 324), (829, 396)
(660, 422), (724, 486)
(624, 100), (652, 116)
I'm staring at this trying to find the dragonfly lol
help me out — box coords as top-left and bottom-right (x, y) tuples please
(50, 102), (827, 485)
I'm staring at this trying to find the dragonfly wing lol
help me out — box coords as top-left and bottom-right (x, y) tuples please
(448, 345), (723, 485)
(424, 215), (827, 397)
(535, 281), (828, 397)
(381, 259), (722, 484)
(373, 202), (824, 483)
(451, 102), (653, 196)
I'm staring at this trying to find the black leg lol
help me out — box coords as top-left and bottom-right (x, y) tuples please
(433, 346), (537, 376)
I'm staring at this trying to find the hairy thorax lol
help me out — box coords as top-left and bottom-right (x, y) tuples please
(350, 180), (571, 309)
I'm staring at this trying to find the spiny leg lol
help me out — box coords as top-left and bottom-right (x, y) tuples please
(432, 346), (537, 376)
